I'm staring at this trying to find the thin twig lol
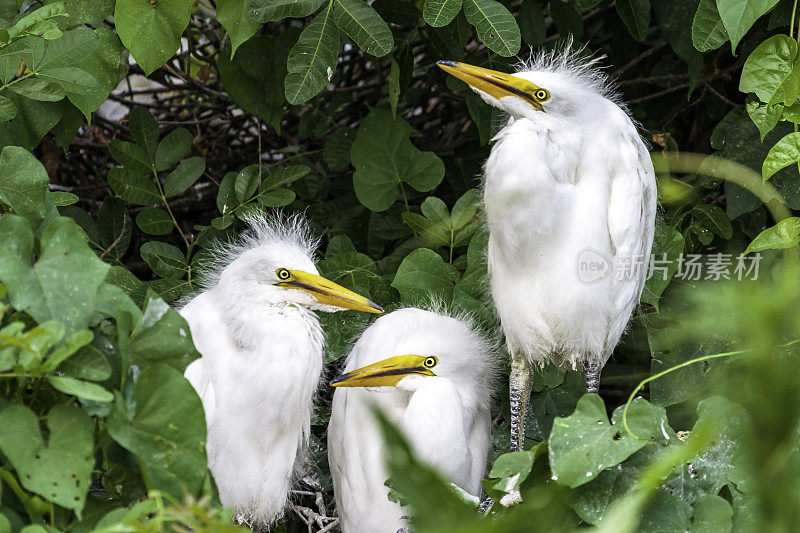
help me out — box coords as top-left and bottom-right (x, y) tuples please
(98, 209), (129, 260)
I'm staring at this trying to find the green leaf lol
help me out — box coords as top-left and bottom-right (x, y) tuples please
(0, 217), (109, 335)
(47, 375), (113, 402)
(402, 211), (449, 245)
(0, 94), (17, 121)
(124, 296), (200, 371)
(391, 248), (454, 304)
(692, 0), (729, 52)
(487, 448), (543, 492)
(744, 216), (800, 253)
(128, 106), (159, 162)
(716, 0), (780, 54)
(155, 127), (192, 171)
(323, 127), (355, 171)
(38, 28), (99, 70)
(97, 197), (132, 260)
(333, 0), (393, 56)
(285, 2), (339, 105)
(63, 0), (115, 26)
(114, 0), (193, 75)
(641, 225), (684, 310)
(262, 164), (310, 190)
(37, 329), (93, 373)
(140, 241), (187, 278)
(108, 139), (153, 174)
(38, 66), (99, 95)
(550, 0), (584, 39)
(217, 0), (260, 57)
(8, 77), (66, 102)
(0, 404), (93, 515)
(135, 208), (173, 235)
(107, 365), (206, 498)
(746, 101), (782, 141)
(66, 28), (125, 120)
(549, 395), (670, 488)
(451, 188), (479, 229)
(518, 0), (546, 46)
(691, 495), (733, 532)
(351, 108), (445, 211)
(740, 34), (800, 106)
(0, 145), (49, 224)
(234, 164), (260, 202)
(216, 171), (238, 215)
(615, 0), (651, 40)
(163, 156), (205, 197)
(107, 168), (161, 205)
(763, 131), (800, 181)
(692, 204), (733, 238)
(256, 188), (295, 207)
(0, 96), (64, 151)
(462, 0), (520, 57)
(423, 0), (462, 27)
(249, 0), (325, 22)
(51, 191), (78, 206)
(388, 56), (400, 116)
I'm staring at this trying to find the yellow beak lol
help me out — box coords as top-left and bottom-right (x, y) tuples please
(280, 271), (383, 314)
(436, 60), (544, 110)
(330, 355), (435, 388)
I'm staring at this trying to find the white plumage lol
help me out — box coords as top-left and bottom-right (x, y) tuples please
(438, 44), (656, 452)
(327, 308), (495, 533)
(179, 214), (381, 527)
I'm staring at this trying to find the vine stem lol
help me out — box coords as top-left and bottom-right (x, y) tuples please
(792, 0), (799, 40)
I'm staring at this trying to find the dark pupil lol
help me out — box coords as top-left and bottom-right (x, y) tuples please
(537, 91), (545, 99)
(279, 270), (288, 279)
(426, 358), (434, 367)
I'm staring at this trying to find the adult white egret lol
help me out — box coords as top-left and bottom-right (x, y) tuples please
(179, 214), (382, 527)
(438, 45), (656, 452)
(327, 307), (495, 532)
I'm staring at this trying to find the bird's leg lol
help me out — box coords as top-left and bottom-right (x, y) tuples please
(509, 351), (532, 452)
(584, 359), (601, 394)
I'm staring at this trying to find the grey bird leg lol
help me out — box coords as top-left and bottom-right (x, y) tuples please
(509, 351), (532, 452)
(585, 359), (601, 394)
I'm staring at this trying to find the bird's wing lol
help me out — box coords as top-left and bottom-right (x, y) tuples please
(605, 134), (657, 354)
(179, 292), (229, 425)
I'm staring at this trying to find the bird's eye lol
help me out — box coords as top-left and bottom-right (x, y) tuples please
(534, 89), (550, 101)
(276, 268), (291, 281)
(423, 356), (438, 368)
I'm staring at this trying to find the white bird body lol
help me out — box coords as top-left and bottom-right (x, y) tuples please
(179, 215), (381, 527)
(484, 100), (655, 368)
(328, 308), (493, 533)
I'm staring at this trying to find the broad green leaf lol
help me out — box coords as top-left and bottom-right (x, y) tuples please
(402, 211), (450, 246)
(63, 0), (115, 26)
(38, 28), (99, 70)
(423, 0), (462, 27)
(47, 375), (113, 402)
(107, 168), (161, 205)
(218, 32), (295, 131)
(97, 197), (132, 260)
(163, 156), (205, 197)
(691, 495), (733, 532)
(0, 217), (109, 335)
(38, 66), (99, 95)
(518, 0), (545, 47)
(0, 145), (49, 223)
(641, 225), (684, 310)
(692, 0), (729, 52)
(125, 296), (200, 372)
(462, 0), (520, 57)
(108, 139), (152, 174)
(746, 101), (782, 141)
(249, 0), (325, 22)
(234, 164), (260, 202)
(391, 248), (454, 304)
(256, 188), (295, 207)
(37, 329), (93, 373)
(261, 164), (310, 190)
(615, 0), (651, 41)
(217, 0), (260, 57)
(107, 365), (206, 498)
(549, 395), (670, 487)
(66, 28), (124, 120)
(114, 0), (193, 75)
(763, 131), (800, 181)
(59, 344), (112, 382)
(7, 77), (65, 102)
(5, 3), (67, 42)
(716, 0), (780, 54)
(0, 94), (16, 121)
(333, 0), (393, 56)
(744, 216), (800, 253)
(389, 56), (400, 116)
(351, 108), (444, 211)
(487, 447), (544, 492)
(51, 191), (78, 206)
(550, 0), (584, 39)
(128, 106), (159, 161)
(285, 2), (339, 105)
(140, 241), (187, 278)
(217, 171), (238, 215)
(692, 204), (733, 238)
(135, 208), (173, 235)
(0, 37), (45, 85)
(451, 189), (480, 229)
(323, 127), (355, 171)
(0, 404), (93, 514)
(740, 34), (800, 106)
(155, 128), (192, 171)
(0, 95), (64, 151)
(653, 0), (704, 87)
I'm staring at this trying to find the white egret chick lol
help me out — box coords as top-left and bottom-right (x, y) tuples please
(438, 45), (656, 451)
(327, 307), (495, 533)
(180, 214), (382, 527)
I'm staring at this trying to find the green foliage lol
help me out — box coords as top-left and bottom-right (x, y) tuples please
(1, 0), (799, 531)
